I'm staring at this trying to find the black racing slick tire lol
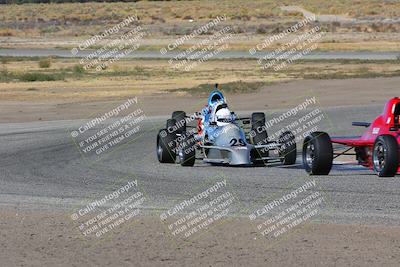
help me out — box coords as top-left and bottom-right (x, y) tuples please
(166, 118), (177, 134)
(302, 132), (333, 175)
(279, 131), (297, 165)
(178, 133), (196, 166)
(373, 135), (399, 177)
(251, 112), (266, 126)
(157, 128), (176, 163)
(172, 111), (186, 134)
(251, 112), (268, 165)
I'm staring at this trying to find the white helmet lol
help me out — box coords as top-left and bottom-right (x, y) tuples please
(215, 108), (232, 126)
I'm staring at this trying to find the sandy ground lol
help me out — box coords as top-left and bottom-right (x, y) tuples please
(1, 207), (399, 267)
(1, 77), (400, 123)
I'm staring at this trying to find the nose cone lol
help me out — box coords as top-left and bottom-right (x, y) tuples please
(213, 124), (252, 165)
(229, 145), (252, 165)
(214, 124), (241, 147)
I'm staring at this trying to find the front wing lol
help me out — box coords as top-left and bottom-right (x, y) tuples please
(200, 142), (284, 165)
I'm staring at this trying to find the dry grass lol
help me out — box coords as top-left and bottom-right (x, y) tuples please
(1, 1), (400, 51)
(2, 0), (400, 25)
(315, 41), (400, 52)
(1, 38), (400, 52)
(0, 29), (18, 37)
(0, 57), (399, 102)
(1, 1), (400, 37)
(0, 1), (280, 25)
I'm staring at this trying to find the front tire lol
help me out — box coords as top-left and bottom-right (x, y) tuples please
(373, 135), (399, 177)
(157, 129), (176, 163)
(178, 133), (196, 166)
(172, 111), (186, 134)
(302, 132), (333, 175)
(251, 112), (268, 165)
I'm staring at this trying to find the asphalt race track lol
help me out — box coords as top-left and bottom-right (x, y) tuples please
(0, 49), (398, 60)
(1, 104), (399, 226)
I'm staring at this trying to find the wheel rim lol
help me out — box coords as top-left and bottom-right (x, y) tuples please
(305, 143), (315, 168)
(178, 146), (184, 162)
(157, 142), (163, 160)
(373, 141), (386, 172)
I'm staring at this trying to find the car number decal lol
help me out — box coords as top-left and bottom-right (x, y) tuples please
(230, 138), (246, 146)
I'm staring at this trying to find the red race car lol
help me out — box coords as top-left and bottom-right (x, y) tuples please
(302, 97), (400, 177)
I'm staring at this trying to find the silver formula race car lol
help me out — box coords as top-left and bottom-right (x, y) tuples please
(156, 87), (297, 167)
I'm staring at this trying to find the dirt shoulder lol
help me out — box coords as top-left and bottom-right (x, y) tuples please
(1, 77), (399, 123)
(1, 206), (399, 266)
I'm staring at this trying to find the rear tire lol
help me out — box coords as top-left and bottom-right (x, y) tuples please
(251, 112), (268, 165)
(302, 132), (333, 175)
(279, 131), (297, 165)
(166, 118), (176, 134)
(178, 133), (196, 166)
(172, 111), (186, 134)
(157, 129), (176, 163)
(373, 135), (399, 177)
(251, 112), (266, 125)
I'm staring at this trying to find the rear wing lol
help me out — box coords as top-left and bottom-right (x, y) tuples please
(235, 117), (251, 124)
